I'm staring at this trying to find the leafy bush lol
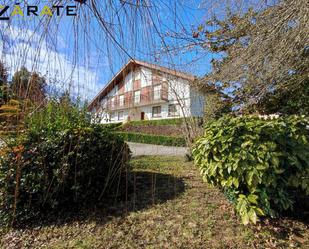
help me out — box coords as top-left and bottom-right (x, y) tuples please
(193, 115), (309, 224)
(26, 100), (90, 136)
(0, 103), (131, 226)
(117, 132), (186, 147)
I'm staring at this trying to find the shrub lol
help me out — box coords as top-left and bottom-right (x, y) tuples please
(193, 115), (309, 225)
(0, 125), (130, 227)
(26, 100), (90, 136)
(117, 132), (186, 147)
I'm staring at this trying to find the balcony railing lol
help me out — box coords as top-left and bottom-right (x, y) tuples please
(105, 89), (168, 111)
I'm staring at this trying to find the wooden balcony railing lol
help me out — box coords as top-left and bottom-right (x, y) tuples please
(105, 89), (168, 111)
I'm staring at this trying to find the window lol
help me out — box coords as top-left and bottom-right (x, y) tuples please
(111, 112), (117, 120)
(124, 72), (133, 92)
(118, 111), (124, 120)
(153, 84), (161, 100)
(119, 95), (124, 106)
(111, 97), (115, 108)
(168, 104), (179, 117)
(134, 70), (141, 80)
(141, 67), (152, 87)
(101, 98), (108, 109)
(152, 106), (161, 118)
(134, 90), (141, 103)
(113, 85), (118, 96)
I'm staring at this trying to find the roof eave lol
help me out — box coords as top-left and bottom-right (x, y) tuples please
(88, 59), (195, 110)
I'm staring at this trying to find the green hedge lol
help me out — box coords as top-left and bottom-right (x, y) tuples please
(193, 115), (309, 225)
(125, 118), (184, 126)
(101, 122), (123, 130)
(0, 126), (131, 227)
(116, 132), (186, 147)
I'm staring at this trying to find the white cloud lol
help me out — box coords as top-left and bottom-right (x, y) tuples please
(0, 24), (100, 101)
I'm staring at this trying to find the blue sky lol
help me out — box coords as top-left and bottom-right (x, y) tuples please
(0, 0), (266, 101)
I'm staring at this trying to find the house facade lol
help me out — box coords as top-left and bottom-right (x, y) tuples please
(88, 60), (204, 123)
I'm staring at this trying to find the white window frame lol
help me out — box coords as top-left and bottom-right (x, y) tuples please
(134, 90), (141, 103)
(124, 72), (133, 92)
(134, 70), (141, 80)
(153, 84), (161, 100)
(111, 97), (115, 108)
(101, 98), (108, 109)
(141, 67), (152, 87)
(119, 95), (124, 106)
(113, 85), (118, 95)
(152, 106), (161, 118)
(168, 104), (179, 117)
(111, 112), (117, 120)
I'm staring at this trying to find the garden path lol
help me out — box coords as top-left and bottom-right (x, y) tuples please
(127, 142), (188, 157)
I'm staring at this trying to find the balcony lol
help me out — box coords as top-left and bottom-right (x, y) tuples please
(106, 89), (168, 111)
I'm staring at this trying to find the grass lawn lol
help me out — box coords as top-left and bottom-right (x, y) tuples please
(1, 156), (308, 248)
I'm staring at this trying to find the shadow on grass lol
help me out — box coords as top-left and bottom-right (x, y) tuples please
(254, 197), (309, 247)
(14, 171), (185, 229)
(281, 195), (309, 225)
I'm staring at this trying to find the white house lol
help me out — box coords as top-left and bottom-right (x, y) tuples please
(88, 60), (204, 123)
